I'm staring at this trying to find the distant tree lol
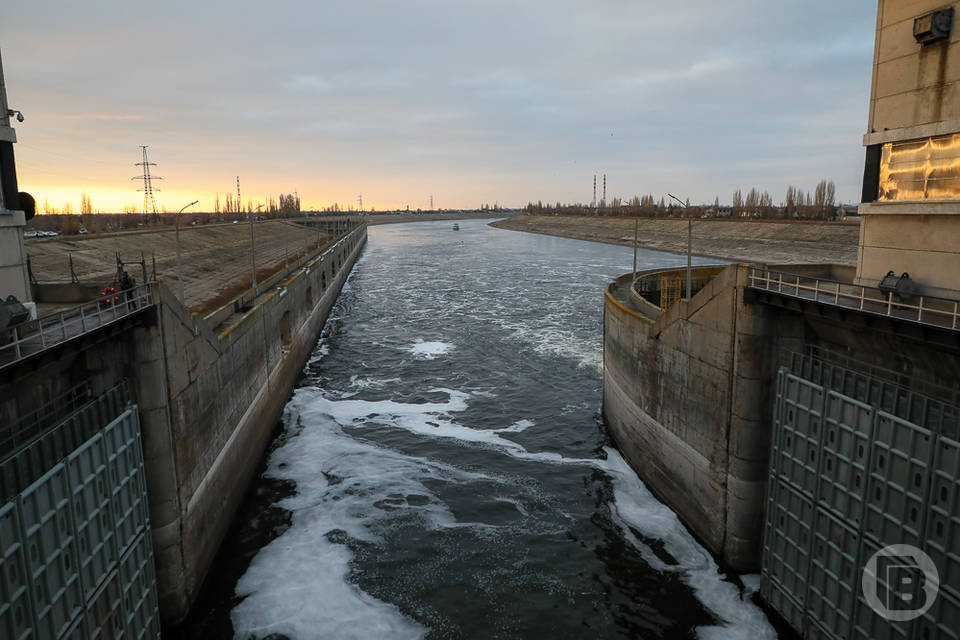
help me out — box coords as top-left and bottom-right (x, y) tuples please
(63, 202), (73, 214)
(278, 193), (299, 216)
(80, 192), (93, 214)
(745, 188), (759, 214)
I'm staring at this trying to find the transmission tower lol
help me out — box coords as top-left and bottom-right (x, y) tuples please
(358, 193), (363, 211)
(603, 174), (606, 205)
(592, 175), (597, 208)
(236, 176), (242, 214)
(430, 194), (433, 210)
(132, 146), (162, 218)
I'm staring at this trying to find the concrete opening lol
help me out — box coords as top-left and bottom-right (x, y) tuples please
(280, 310), (291, 346)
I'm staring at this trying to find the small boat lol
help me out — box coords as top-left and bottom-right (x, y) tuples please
(452, 223), (460, 231)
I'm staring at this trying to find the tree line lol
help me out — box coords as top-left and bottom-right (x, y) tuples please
(526, 180), (841, 220)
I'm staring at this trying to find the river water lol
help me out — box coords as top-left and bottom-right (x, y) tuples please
(183, 219), (780, 639)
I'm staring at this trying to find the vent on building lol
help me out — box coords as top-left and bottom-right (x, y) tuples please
(914, 8), (953, 45)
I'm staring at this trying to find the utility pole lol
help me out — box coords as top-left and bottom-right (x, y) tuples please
(132, 146), (161, 219)
(243, 177), (259, 294)
(175, 200), (199, 305)
(667, 193), (692, 299)
(632, 217), (638, 281)
(430, 194), (433, 210)
(602, 174), (606, 207)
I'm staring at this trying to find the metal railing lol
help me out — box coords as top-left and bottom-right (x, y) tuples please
(747, 267), (960, 332)
(0, 284), (155, 368)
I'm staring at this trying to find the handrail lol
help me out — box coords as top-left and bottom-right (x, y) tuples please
(746, 267), (960, 332)
(0, 284), (155, 368)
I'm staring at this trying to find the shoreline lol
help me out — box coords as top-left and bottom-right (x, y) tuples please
(489, 215), (859, 265)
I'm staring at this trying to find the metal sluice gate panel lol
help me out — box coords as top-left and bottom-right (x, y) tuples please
(0, 393), (159, 640)
(761, 363), (960, 640)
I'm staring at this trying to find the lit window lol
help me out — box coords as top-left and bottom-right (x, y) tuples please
(878, 133), (960, 201)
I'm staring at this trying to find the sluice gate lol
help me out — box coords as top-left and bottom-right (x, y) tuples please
(0, 382), (159, 639)
(762, 352), (960, 640)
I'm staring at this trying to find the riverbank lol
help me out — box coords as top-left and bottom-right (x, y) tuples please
(490, 214), (859, 264)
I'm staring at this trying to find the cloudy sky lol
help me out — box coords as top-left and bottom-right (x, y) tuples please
(3, 1), (876, 212)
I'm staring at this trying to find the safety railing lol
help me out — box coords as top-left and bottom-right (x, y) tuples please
(0, 284), (155, 368)
(747, 267), (960, 332)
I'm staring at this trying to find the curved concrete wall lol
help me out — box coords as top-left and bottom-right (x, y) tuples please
(602, 264), (773, 571)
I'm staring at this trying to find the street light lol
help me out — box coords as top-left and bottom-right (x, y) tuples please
(176, 200), (199, 306)
(667, 193), (692, 299)
(250, 203), (264, 294)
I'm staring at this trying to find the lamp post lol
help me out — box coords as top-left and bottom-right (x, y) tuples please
(250, 203), (264, 293)
(176, 200), (199, 305)
(667, 193), (692, 299)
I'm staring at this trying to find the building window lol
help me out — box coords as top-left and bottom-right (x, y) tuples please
(878, 133), (960, 201)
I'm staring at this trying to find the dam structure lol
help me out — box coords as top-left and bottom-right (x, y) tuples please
(0, 51), (368, 634)
(603, 2), (960, 638)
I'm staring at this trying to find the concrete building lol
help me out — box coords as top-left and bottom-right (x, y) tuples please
(0, 47), (31, 305)
(603, 3), (960, 637)
(859, 0), (960, 298)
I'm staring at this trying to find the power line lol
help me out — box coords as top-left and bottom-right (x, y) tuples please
(132, 145), (161, 218)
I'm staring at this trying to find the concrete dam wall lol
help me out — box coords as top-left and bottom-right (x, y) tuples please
(603, 265), (772, 570)
(1, 225), (367, 623)
(603, 262), (960, 574)
(144, 226), (366, 620)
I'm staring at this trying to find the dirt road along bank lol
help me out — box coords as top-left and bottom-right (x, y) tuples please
(490, 215), (859, 265)
(27, 219), (333, 313)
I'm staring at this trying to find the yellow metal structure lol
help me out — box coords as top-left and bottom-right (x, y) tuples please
(660, 276), (682, 312)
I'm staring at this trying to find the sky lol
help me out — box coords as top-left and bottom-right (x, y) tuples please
(2, 1), (877, 213)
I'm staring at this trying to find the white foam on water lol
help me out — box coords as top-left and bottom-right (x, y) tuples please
(596, 448), (777, 640)
(408, 340), (455, 359)
(306, 341), (330, 366)
(494, 317), (603, 372)
(494, 419), (535, 433)
(310, 390), (594, 466)
(231, 387), (485, 640)
(348, 375), (402, 389)
(234, 378), (773, 638)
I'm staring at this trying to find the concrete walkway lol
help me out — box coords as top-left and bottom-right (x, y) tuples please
(0, 286), (154, 369)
